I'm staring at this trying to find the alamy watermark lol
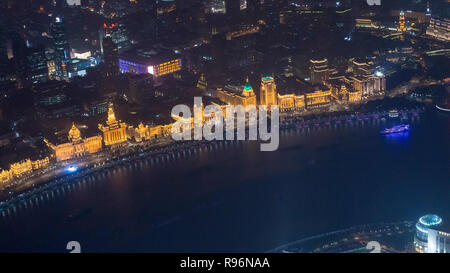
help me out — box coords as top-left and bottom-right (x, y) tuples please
(366, 0), (381, 6)
(171, 97), (280, 152)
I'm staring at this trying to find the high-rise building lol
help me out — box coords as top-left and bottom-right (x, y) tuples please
(398, 10), (407, 32)
(102, 36), (119, 77)
(414, 214), (450, 253)
(26, 46), (49, 84)
(426, 18), (450, 42)
(100, 22), (131, 54)
(260, 76), (277, 107)
(310, 59), (329, 84)
(226, 0), (241, 21)
(51, 16), (71, 77)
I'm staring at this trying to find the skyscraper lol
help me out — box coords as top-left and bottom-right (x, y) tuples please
(26, 46), (49, 84)
(102, 36), (119, 77)
(398, 10), (407, 32)
(51, 16), (71, 77)
(260, 76), (277, 107)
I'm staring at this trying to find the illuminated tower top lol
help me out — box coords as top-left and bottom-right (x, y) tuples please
(426, 1), (431, 16)
(106, 102), (118, 126)
(242, 77), (255, 97)
(68, 123), (81, 143)
(398, 10), (407, 32)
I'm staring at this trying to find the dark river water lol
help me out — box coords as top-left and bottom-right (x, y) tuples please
(0, 109), (449, 252)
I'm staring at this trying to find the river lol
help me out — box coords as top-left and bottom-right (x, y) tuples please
(0, 108), (449, 252)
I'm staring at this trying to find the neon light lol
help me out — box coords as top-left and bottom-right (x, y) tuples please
(147, 66), (154, 75)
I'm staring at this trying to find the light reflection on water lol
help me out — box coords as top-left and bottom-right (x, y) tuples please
(0, 111), (448, 252)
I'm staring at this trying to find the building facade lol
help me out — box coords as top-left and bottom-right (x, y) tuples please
(414, 214), (443, 253)
(426, 18), (450, 42)
(260, 76), (277, 107)
(45, 123), (102, 161)
(98, 103), (128, 146)
(217, 77), (257, 109)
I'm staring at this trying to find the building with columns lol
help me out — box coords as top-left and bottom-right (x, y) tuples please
(45, 123), (102, 161)
(98, 103), (128, 146)
(260, 76), (277, 107)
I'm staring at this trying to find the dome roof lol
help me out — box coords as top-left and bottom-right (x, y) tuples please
(419, 214), (442, 227)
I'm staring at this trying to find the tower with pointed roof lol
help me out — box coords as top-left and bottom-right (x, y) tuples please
(242, 77), (255, 97)
(398, 11), (407, 32)
(197, 73), (207, 90)
(68, 123), (82, 143)
(99, 102), (128, 146)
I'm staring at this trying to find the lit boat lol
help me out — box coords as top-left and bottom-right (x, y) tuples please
(388, 110), (399, 118)
(381, 124), (410, 135)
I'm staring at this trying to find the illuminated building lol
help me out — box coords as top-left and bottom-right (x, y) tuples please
(66, 59), (90, 78)
(275, 76), (306, 111)
(47, 60), (56, 79)
(197, 73), (207, 90)
(45, 123), (102, 161)
(26, 46), (48, 84)
(0, 169), (12, 183)
(398, 11), (407, 32)
(277, 93), (305, 112)
(305, 86), (332, 109)
(348, 89), (362, 103)
(119, 49), (182, 77)
(226, 25), (259, 40)
(100, 22), (131, 54)
(426, 18), (450, 42)
(310, 59), (329, 84)
(414, 214), (444, 253)
(134, 122), (173, 142)
(427, 226), (450, 253)
(355, 18), (377, 29)
(260, 76), (277, 107)
(98, 103), (128, 146)
(217, 77), (257, 109)
(351, 74), (385, 98)
(329, 83), (351, 102)
(51, 16), (71, 77)
(102, 35), (119, 77)
(0, 157), (49, 183)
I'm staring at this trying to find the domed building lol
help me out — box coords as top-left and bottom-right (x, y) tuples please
(45, 123), (103, 161)
(414, 214), (443, 253)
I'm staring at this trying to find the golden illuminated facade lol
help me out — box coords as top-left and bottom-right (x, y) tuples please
(0, 169), (12, 183)
(305, 88), (332, 109)
(217, 78), (257, 109)
(151, 59), (182, 77)
(98, 103), (128, 146)
(348, 90), (362, 103)
(277, 93), (305, 111)
(260, 76), (277, 107)
(134, 122), (173, 142)
(398, 11), (407, 32)
(1, 157), (50, 183)
(46, 123), (102, 161)
(310, 59), (329, 84)
(197, 73), (207, 90)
